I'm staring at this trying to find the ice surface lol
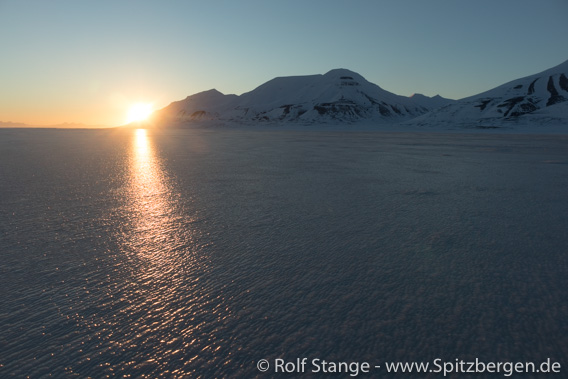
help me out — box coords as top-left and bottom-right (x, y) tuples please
(1, 128), (567, 377)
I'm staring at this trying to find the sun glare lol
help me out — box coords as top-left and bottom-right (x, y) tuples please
(126, 103), (153, 124)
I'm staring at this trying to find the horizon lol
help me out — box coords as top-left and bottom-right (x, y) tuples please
(1, 0), (567, 126)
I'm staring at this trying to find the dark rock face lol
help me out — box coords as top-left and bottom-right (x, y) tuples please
(313, 101), (363, 117)
(475, 99), (492, 111)
(528, 78), (538, 95)
(191, 110), (207, 118)
(559, 74), (568, 92)
(378, 104), (391, 116)
(339, 76), (360, 86)
(547, 76), (566, 106)
(498, 96), (526, 117)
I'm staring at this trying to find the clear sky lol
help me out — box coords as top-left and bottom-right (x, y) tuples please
(1, 0), (567, 126)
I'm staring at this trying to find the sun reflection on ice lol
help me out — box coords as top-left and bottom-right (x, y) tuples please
(129, 128), (175, 256)
(132, 130), (167, 204)
(106, 129), (233, 375)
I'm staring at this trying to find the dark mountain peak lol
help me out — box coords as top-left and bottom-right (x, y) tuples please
(409, 93), (455, 109)
(187, 89), (225, 98)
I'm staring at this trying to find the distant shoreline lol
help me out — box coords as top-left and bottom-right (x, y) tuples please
(0, 122), (112, 129)
(1, 122), (566, 135)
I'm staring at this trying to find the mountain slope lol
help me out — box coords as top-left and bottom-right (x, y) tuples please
(407, 59), (568, 127)
(153, 69), (443, 124)
(156, 89), (238, 122)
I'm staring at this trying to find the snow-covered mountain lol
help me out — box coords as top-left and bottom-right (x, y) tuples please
(153, 69), (446, 124)
(149, 60), (567, 129)
(407, 59), (568, 127)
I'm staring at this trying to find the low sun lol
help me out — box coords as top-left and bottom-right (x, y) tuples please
(126, 103), (153, 124)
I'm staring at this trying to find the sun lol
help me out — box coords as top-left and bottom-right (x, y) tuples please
(126, 103), (153, 124)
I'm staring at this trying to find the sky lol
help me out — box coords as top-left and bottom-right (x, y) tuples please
(1, 0), (567, 126)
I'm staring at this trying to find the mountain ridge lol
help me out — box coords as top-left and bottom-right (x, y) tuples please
(153, 68), (454, 125)
(150, 60), (567, 129)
